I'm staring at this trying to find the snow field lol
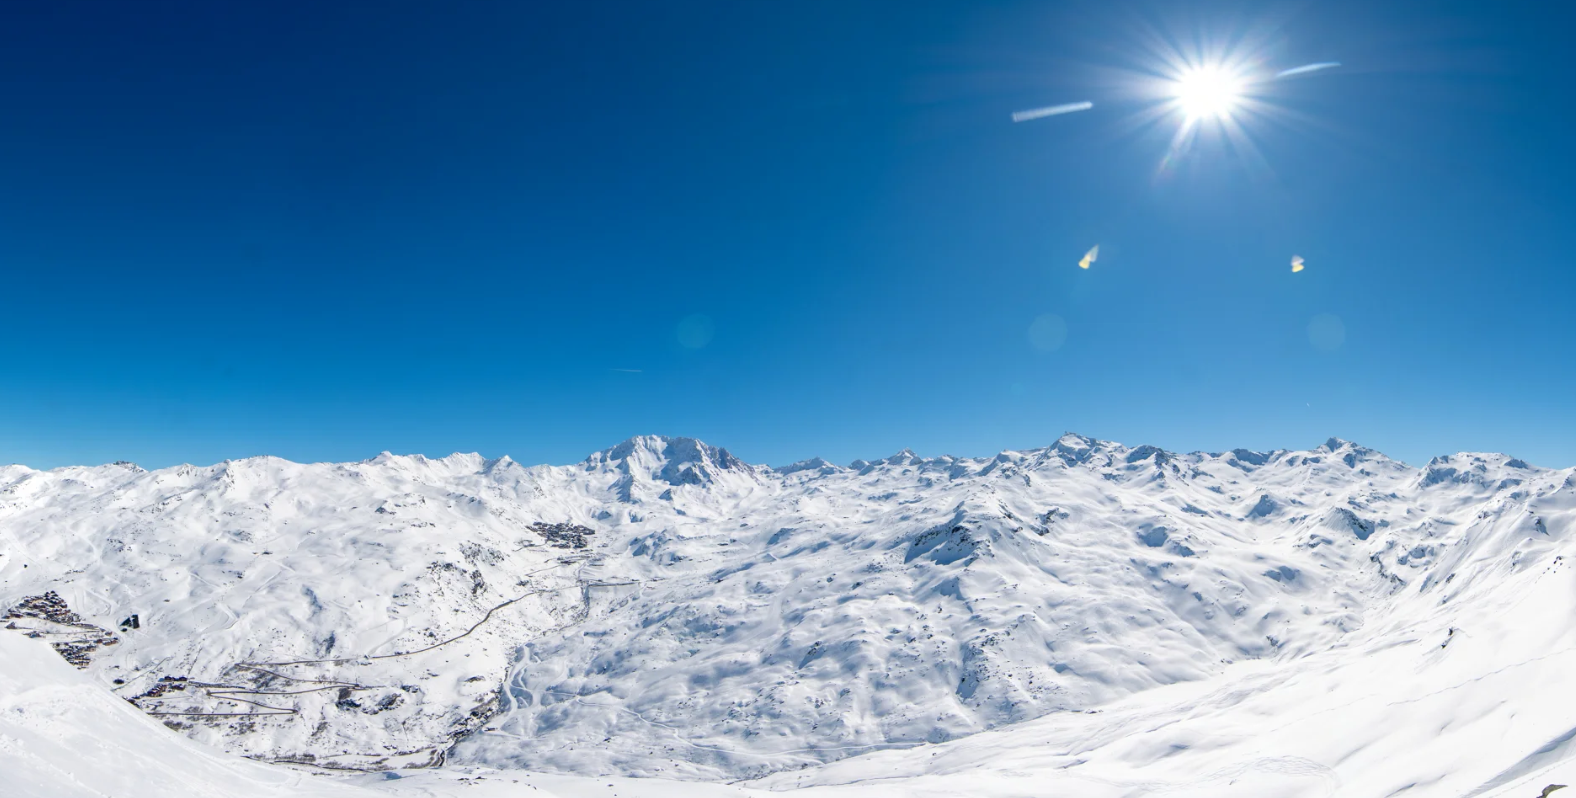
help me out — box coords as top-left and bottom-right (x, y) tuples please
(3, 433), (1575, 797)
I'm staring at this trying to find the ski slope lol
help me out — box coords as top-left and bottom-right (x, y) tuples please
(0, 627), (369, 798)
(3, 434), (1576, 796)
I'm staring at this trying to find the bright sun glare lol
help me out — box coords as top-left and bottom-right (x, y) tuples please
(1173, 65), (1243, 120)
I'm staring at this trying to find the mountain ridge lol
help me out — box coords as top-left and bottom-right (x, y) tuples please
(3, 431), (1522, 477)
(2, 432), (1571, 779)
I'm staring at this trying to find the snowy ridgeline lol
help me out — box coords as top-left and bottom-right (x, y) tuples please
(1, 434), (1573, 780)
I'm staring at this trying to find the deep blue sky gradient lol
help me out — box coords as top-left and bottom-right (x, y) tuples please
(2, 0), (1573, 469)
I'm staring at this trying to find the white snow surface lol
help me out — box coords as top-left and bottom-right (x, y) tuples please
(0, 628), (367, 797)
(5, 434), (1576, 796)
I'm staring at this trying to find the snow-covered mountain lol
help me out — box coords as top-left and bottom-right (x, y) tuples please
(2, 434), (1572, 783)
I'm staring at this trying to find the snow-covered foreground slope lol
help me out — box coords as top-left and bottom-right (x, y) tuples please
(12, 584), (1576, 798)
(0, 628), (370, 798)
(745, 505), (1576, 798)
(0, 629), (753, 798)
(3, 434), (1575, 790)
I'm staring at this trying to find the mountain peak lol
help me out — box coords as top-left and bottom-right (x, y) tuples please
(1047, 432), (1114, 466)
(586, 435), (752, 495)
(594, 435), (742, 467)
(881, 448), (921, 466)
(1320, 437), (1372, 453)
(1055, 432), (1097, 451)
(775, 457), (841, 476)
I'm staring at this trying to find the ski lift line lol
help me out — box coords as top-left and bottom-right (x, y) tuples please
(129, 558), (632, 722)
(240, 585), (574, 668)
(363, 586), (572, 660)
(138, 667), (378, 718)
(239, 561), (626, 669)
(231, 663), (374, 685)
(520, 562), (577, 578)
(144, 683), (356, 717)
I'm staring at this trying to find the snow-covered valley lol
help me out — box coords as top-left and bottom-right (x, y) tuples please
(4, 434), (1576, 796)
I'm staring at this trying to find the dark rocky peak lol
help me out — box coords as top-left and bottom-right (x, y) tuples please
(1420, 452), (1542, 491)
(1124, 444), (1174, 465)
(1226, 448), (1277, 468)
(1315, 438), (1390, 469)
(587, 435), (751, 489)
(1245, 493), (1282, 520)
(1323, 508), (1377, 541)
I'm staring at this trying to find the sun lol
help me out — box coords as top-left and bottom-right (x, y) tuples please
(1172, 65), (1244, 121)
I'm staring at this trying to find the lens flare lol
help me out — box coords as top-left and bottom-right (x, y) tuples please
(1011, 101), (1094, 123)
(1079, 245), (1099, 270)
(1172, 65), (1244, 120)
(1275, 62), (1341, 79)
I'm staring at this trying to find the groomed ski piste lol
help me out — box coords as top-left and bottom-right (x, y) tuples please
(4, 434), (1576, 797)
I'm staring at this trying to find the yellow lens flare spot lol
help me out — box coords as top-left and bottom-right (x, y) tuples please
(1174, 65), (1244, 120)
(1291, 255), (1305, 273)
(1079, 245), (1099, 270)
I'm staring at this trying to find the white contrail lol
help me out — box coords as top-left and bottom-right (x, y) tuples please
(1011, 101), (1094, 123)
(1275, 62), (1341, 79)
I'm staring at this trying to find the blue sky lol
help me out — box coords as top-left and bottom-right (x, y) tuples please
(1, 0), (1572, 470)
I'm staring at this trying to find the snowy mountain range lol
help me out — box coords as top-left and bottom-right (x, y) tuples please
(3, 434), (1575, 794)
